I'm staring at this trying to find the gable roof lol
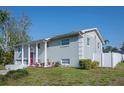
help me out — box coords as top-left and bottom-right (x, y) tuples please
(15, 28), (104, 46)
(80, 28), (105, 44)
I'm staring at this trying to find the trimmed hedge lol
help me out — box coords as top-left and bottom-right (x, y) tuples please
(79, 59), (99, 70)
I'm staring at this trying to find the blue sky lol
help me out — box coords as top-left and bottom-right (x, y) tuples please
(0, 6), (124, 48)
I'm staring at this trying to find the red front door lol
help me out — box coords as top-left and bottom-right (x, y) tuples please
(30, 52), (33, 65)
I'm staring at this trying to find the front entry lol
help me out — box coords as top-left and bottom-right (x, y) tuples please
(30, 52), (33, 65)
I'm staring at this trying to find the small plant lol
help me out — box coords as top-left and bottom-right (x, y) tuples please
(91, 61), (99, 69)
(79, 59), (92, 70)
(6, 69), (28, 80)
(54, 62), (60, 67)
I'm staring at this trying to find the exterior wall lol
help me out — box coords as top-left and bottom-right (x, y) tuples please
(83, 31), (102, 59)
(47, 36), (79, 67)
(24, 45), (28, 65)
(14, 30), (103, 67)
(38, 43), (45, 63)
(78, 35), (84, 59)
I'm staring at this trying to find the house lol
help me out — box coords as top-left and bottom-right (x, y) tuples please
(14, 28), (104, 67)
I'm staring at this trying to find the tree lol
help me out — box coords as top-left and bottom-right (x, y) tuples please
(120, 42), (124, 51)
(0, 10), (31, 51)
(0, 10), (10, 52)
(104, 40), (110, 45)
(103, 46), (113, 52)
(103, 39), (110, 52)
(0, 10), (31, 65)
(111, 47), (118, 52)
(0, 10), (9, 24)
(8, 15), (31, 50)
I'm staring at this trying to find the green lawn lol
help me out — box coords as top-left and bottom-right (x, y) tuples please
(2, 62), (124, 86)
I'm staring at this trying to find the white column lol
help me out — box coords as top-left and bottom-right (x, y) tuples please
(28, 44), (30, 66)
(44, 41), (47, 67)
(35, 43), (38, 63)
(22, 45), (24, 65)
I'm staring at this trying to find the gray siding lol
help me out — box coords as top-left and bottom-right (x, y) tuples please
(47, 36), (79, 67)
(83, 31), (103, 59)
(38, 43), (45, 63)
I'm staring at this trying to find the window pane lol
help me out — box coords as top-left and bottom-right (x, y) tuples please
(62, 59), (70, 64)
(62, 39), (69, 45)
(98, 42), (100, 48)
(87, 38), (90, 45)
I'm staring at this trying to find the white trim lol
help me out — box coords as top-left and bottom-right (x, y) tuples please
(44, 41), (47, 67)
(21, 45), (24, 65)
(28, 44), (30, 66)
(35, 43), (38, 63)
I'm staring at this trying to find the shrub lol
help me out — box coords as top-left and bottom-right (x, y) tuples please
(0, 75), (7, 82)
(79, 59), (92, 70)
(91, 61), (99, 69)
(3, 51), (14, 66)
(6, 69), (28, 80)
(54, 62), (60, 67)
(0, 48), (4, 65)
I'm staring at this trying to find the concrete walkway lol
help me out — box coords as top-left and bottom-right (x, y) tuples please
(0, 70), (9, 75)
(0, 64), (27, 75)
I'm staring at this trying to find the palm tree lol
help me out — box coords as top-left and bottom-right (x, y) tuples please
(120, 42), (124, 51)
(104, 40), (110, 45)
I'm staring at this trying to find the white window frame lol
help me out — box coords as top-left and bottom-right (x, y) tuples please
(61, 59), (70, 65)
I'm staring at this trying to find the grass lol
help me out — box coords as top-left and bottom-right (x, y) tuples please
(1, 62), (124, 86)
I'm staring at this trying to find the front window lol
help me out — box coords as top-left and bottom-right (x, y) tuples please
(98, 42), (100, 48)
(38, 43), (40, 49)
(61, 39), (70, 45)
(62, 59), (70, 64)
(18, 47), (21, 52)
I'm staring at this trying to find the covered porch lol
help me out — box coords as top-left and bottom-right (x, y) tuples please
(14, 39), (49, 67)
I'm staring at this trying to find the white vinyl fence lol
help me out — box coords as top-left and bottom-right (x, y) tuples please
(122, 54), (124, 61)
(93, 52), (123, 68)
